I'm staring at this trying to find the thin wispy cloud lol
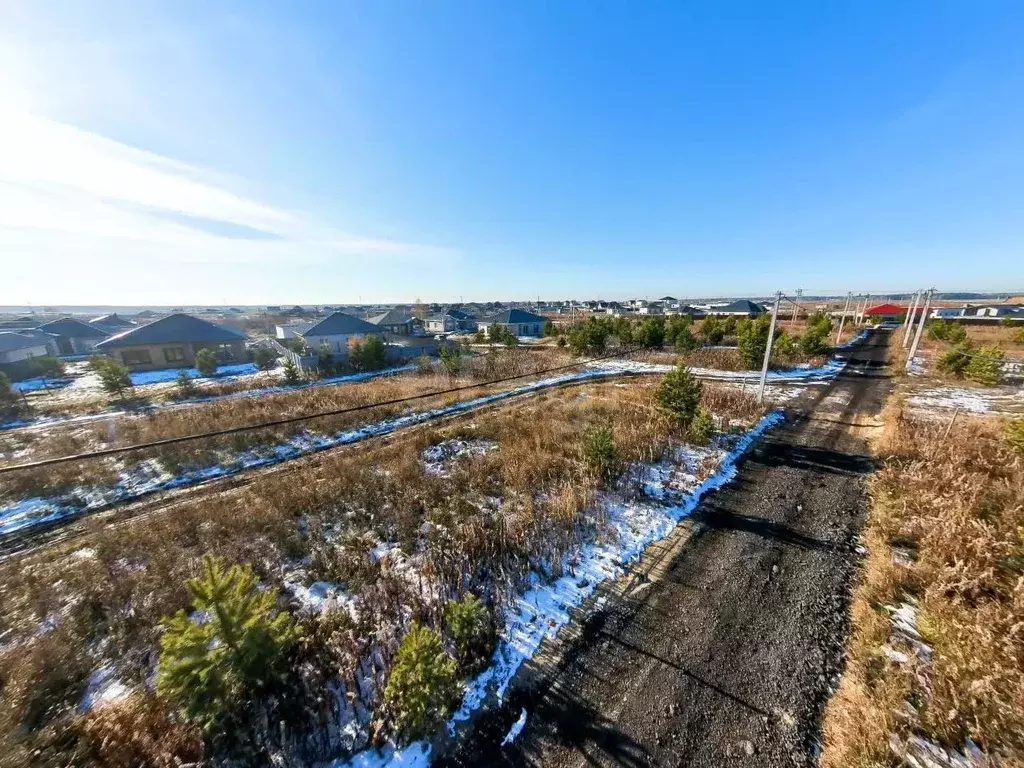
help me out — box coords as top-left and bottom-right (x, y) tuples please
(0, 109), (455, 271)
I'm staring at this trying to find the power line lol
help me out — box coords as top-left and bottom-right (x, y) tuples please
(0, 345), (645, 475)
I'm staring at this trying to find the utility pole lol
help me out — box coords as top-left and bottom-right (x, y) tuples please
(790, 288), (803, 328)
(906, 288), (933, 370)
(857, 294), (871, 325)
(834, 292), (852, 345)
(902, 290), (921, 348)
(757, 292), (783, 404)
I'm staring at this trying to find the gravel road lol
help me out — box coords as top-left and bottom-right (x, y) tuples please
(439, 329), (892, 767)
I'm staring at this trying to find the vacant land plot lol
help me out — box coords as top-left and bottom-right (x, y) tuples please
(0, 375), (769, 766)
(821, 399), (1024, 767)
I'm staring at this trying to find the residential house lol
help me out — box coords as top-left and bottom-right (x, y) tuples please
(636, 301), (664, 315)
(676, 305), (707, 318)
(368, 309), (423, 338)
(94, 313), (249, 371)
(962, 304), (1022, 320)
(862, 303), (907, 323)
(36, 317), (110, 355)
(0, 332), (53, 364)
(89, 313), (135, 334)
(708, 300), (768, 317)
(299, 311), (380, 355)
(425, 308), (478, 334)
(275, 322), (315, 340)
(479, 309), (547, 338)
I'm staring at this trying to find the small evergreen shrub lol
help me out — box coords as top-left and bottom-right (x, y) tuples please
(0, 371), (18, 417)
(194, 349), (218, 377)
(383, 623), (459, 742)
(656, 363), (703, 430)
(175, 371), (197, 399)
(444, 594), (495, 674)
(965, 345), (1004, 385)
(737, 315), (772, 369)
(156, 555), (295, 732)
(689, 407), (714, 444)
(416, 354), (433, 375)
(251, 346), (277, 371)
(439, 344), (462, 376)
(282, 359), (301, 385)
(91, 356), (133, 399)
(699, 316), (726, 344)
(582, 423), (619, 481)
(1005, 420), (1024, 456)
(937, 344), (972, 377)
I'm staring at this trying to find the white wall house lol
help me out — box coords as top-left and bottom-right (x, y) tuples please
(298, 312), (381, 355)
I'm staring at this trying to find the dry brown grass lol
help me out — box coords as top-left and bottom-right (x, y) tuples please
(0, 350), (576, 499)
(0, 376), (764, 764)
(821, 398), (1024, 766)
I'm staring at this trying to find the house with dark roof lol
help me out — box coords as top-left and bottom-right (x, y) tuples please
(479, 309), (548, 338)
(36, 317), (110, 355)
(298, 312), (380, 354)
(424, 308), (478, 334)
(89, 313), (135, 334)
(708, 300), (767, 317)
(0, 332), (53, 364)
(94, 313), (248, 370)
(367, 309), (423, 338)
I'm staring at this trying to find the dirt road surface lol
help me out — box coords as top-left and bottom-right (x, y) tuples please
(439, 329), (892, 767)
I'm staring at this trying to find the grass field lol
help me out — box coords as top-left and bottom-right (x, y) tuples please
(0, 375), (766, 766)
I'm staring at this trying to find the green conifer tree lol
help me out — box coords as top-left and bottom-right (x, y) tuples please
(156, 555), (295, 732)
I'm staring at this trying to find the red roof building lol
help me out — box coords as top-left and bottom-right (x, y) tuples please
(863, 303), (906, 316)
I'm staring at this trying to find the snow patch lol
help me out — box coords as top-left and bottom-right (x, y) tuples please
(501, 709), (528, 746)
(80, 665), (130, 711)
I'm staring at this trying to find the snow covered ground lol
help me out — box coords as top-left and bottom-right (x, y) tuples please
(332, 412), (784, 768)
(421, 438), (498, 476)
(1, 354), (850, 536)
(2, 363), (417, 432)
(907, 385), (1024, 416)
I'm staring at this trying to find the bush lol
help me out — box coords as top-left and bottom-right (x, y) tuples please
(91, 356), (133, 399)
(1005, 420), (1024, 455)
(772, 331), (798, 361)
(156, 555), (295, 732)
(383, 623), (459, 743)
(929, 319), (968, 344)
(194, 349), (218, 377)
(737, 315), (772, 369)
(175, 371), (197, 399)
(282, 359), (301, 385)
(567, 319), (609, 355)
(0, 371), (18, 416)
(937, 344), (972, 377)
(635, 317), (666, 349)
(444, 594), (495, 675)
(439, 344), (461, 376)
(28, 355), (65, 380)
(1001, 315), (1017, 328)
(656, 363), (703, 430)
(805, 313), (832, 336)
(416, 354), (433, 375)
(799, 326), (830, 356)
(252, 346), (277, 371)
(689, 407), (714, 444)
(316, 342), (334, 375)
(1016, 327), (1024, 344)
(78, 693), (204, 768)
(543, 320), (556, 337)
(965, 345), (1004, 385)
(350, 335), (388, 371)
(699, 317), (726, 344)
(581, 423), (619, 482)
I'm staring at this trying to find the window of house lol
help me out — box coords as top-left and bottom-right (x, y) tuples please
(216, 343), (236, 360)
(163, 346), (186, 363)
(122, 349), (152, 366)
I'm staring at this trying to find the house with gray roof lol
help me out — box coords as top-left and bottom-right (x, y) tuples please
(425, 308), (478, 334)
(94, 313), (248, 370)
(299, 312), (380, 355)
(367, 309), (423, 338)
(36, 317), (110, 355)
(0, 332), (54, 364)
(479, 309), (548, 338)
(708, 299), (767, 317)
(89, 313), (136, 334)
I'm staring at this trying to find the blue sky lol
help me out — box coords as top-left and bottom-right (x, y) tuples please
(1, 1), (1023, 305)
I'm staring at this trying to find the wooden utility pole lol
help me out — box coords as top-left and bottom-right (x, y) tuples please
(757, 292), (783, 404)
(902, 291), (922, 348)
(834, 292), (852, 345)
(906, 289), (933, 371)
